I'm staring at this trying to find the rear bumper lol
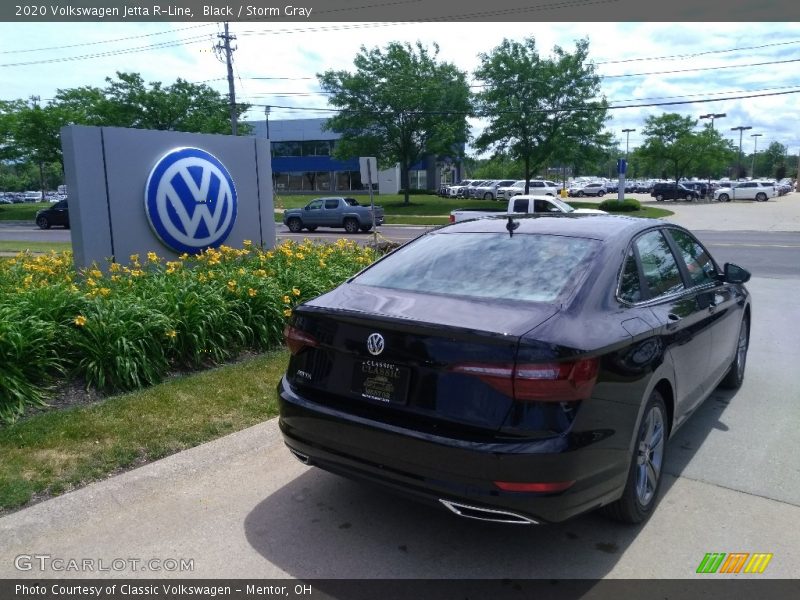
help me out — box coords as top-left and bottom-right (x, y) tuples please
(277, 377), (631, 524)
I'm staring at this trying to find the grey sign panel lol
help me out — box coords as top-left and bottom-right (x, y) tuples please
(60, 126), (113, 269)
(61, 125), (275, 269)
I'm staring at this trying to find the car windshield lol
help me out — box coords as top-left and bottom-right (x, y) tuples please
(354, 232), (599, 304)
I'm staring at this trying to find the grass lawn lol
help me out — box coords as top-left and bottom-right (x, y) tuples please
(0, 202), (51, 221)
(0, 240), (72, 253)
(0, 349), (289, 513)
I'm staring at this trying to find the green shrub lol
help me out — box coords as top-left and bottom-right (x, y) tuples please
(0, 240), (377, 424)
(0, 306), (64, 422)
(598, 198), (641, 212)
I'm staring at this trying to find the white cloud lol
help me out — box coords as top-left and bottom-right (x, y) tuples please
(1, 21), (799, 151)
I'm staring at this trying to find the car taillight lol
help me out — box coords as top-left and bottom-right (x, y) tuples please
(284, 324), (319, 355)
(451, 358), (599, 402)
(449, 214), (455, 223)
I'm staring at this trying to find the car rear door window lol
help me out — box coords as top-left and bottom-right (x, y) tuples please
(619, 249), (643, 303)
(324, 199), (339, 209)
(635, 230), (685, 298)
(667, 229), (716, 287)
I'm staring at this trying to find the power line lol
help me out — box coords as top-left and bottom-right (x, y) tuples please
(238, 87), (800, 115)
(0, 23), (214, 55)
(594, 38), (800, 65)
(600, 57), (800, 79)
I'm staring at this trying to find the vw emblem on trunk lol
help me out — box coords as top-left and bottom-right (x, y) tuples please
(366, 333), (385, 356)
(145, 147), (238, 255)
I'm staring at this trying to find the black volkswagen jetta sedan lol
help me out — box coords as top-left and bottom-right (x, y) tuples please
(278, 215), (751, 525)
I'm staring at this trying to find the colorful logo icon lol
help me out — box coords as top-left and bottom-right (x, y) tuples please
(145, 147), (237, 254)
(696, 552), (773, 574)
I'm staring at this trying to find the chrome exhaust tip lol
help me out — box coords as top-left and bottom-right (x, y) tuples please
(288, 448), (311, 465)
(439, 499), (538, 525)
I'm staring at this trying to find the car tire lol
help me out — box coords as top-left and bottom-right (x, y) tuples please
(577, 191), (584, 197)
(601, 389), (667, 524)
(656, 194), (664, 201)
(287, 218), (303, 233)
(597, 191), (604, 197)
(755, 192), (767, 202)
(36, 216), (51, 230)
(718, 193), (730, 202)
(343, 218), (360, 234)
(719, 315), (749, 390)
(484, 192), (493, 200)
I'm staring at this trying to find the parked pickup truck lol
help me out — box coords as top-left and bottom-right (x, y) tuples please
(283, 197), (384, 233)
(449, 195), (606, 223)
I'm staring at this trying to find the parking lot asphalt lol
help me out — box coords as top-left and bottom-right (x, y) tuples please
(1, 192), (799, 580)
(600, 191), (800, 232)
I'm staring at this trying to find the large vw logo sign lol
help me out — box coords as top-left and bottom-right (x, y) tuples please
(367, 333), (385, 356)
(145, 147), (238, 254)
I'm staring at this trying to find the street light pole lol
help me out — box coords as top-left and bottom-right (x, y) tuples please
(731, 125), (752, 181)
(750, 133), (762, 178)
(622, 128), (636, 159)
(699, 113), (725, 199)
(264, 105), (271, 139)
(619, 128), (636, 201)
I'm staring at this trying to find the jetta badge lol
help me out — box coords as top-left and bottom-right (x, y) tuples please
(366, 333), (385, 356)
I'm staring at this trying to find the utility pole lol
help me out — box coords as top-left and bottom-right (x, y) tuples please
(216, 22), (238, 136)
(731, 125), (752, 181)
(750, 133), (762, 179)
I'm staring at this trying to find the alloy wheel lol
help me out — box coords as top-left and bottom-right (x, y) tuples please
(635, 405), (665, 507)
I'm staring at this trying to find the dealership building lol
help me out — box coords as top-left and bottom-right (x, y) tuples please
(248, 118), (462, 194)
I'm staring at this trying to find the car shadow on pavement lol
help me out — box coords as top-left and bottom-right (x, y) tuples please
(247, 467), (641, 580)
(662, 385), (740, 478)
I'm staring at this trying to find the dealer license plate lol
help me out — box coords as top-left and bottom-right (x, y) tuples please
(352, 359), (410, 405)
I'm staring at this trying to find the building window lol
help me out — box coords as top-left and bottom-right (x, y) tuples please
(288, 172), (305, 190)
(272, 141), (301, 157)
(409, 170), (427, 190)
(334, 170), (364, 191)
(315, 171), (331, 191)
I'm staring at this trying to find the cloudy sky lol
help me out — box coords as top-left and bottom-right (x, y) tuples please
(2, 21), (799, 156)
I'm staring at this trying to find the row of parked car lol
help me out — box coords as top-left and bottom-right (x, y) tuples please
(0, 191), (66, 204)
(440, 179), (565, 201)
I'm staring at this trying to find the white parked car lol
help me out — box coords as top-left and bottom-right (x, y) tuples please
(497, 179), (559, 200)
(714, 181), (777, 202)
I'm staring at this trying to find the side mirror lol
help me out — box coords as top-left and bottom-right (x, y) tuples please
(723, 263), (751, 284)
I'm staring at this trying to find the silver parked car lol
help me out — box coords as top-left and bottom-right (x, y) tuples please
(473, 179), (517, 200)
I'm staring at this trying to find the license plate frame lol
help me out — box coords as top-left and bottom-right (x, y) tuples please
(352, 359), (410, 405)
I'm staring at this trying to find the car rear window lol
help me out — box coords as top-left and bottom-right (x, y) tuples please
(354, 232), (599, 303)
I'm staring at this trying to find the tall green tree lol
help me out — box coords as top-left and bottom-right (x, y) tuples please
(473, 37), (609, 194)
(52, 72), (250, 134)
(754, 141), (788, 179)
(638, 113), (734, 183)
(11, 99), (67, 196)
(318, 41), (471, 205)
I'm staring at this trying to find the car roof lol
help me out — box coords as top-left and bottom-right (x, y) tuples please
(438, 213), (655, 242)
